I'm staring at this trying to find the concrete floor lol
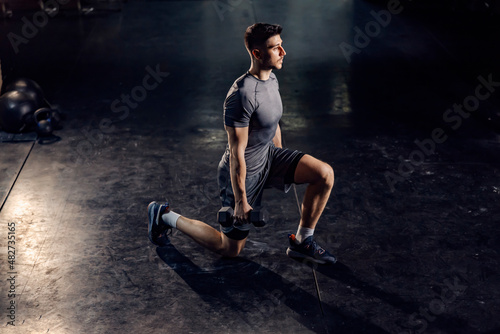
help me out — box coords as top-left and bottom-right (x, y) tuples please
(0, 1), (499, 333)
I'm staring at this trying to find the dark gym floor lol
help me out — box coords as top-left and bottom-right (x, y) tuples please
(1, 1), (500, 333)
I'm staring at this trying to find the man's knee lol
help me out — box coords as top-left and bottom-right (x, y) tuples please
(295, 155), (334, 187)
(318, 162), (334, 188)
(219, 241), (245, 258)
(220, 248), (241, 258)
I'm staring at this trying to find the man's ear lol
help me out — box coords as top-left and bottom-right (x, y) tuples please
(251, 48), (261, 60)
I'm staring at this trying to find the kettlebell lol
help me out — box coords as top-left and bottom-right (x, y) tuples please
(34, 108), (53, 136)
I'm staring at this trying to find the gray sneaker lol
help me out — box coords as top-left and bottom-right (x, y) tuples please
(147, 201), (171, 246)
(286, 234), (337, 265)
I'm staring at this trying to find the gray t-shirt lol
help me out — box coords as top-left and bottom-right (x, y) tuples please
(222, 72), (283, 176)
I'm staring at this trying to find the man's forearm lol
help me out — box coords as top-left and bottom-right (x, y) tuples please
(229, 152), (247, 204)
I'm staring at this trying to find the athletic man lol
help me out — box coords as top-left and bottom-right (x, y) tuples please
(148, 23), (336, 265)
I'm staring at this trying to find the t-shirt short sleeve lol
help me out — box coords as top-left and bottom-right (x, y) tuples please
(224, 85), (256, 128)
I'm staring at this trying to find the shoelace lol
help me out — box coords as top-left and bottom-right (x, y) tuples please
(310, 239), (326, 255)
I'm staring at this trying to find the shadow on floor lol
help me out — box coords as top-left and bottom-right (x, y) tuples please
(314, 262), (482, 334)
(156, 244), (387, 334)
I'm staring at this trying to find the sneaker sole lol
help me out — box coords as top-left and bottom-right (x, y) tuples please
(286, 247), (328, 265)
(147, 201), (161, 245)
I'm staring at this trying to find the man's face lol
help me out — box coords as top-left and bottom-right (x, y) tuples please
(257, 34), (286, 70)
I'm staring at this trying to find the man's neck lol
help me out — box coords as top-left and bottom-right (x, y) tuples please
(248, 64), (272, 81)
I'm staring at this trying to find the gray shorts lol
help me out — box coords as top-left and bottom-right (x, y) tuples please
(217, 145), (304, 240)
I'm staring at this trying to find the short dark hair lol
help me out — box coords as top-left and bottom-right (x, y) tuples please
(244, 23), (282, 51)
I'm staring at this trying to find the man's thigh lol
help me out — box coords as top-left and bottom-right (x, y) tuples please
(293, 154), (334, 184)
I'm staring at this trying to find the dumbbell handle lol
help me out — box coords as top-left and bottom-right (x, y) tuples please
(217, 207), (268, 227)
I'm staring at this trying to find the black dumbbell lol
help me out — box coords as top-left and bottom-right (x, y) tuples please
(217, 207), (269, 227)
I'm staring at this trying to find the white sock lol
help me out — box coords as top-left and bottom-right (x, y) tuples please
(161, 211), (180, 228)
(296, 226), (314, 244)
